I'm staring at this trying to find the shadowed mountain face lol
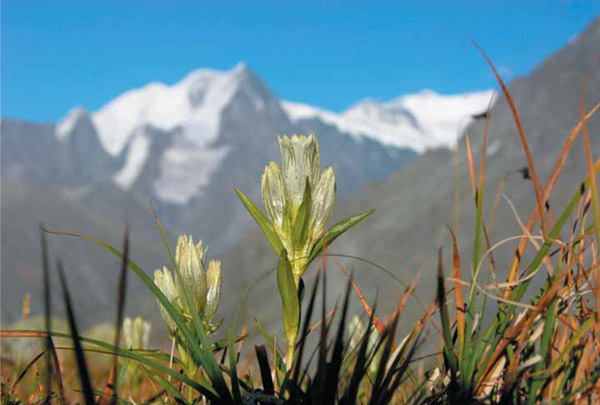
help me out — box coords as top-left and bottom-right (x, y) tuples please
(219, 18), (600, 334)
(1, 65), (416, 326)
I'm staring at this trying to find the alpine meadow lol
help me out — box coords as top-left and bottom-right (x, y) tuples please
(2, 8), (600, 405)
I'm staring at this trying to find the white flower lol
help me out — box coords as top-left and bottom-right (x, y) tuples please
(176, 235), (207, 314)
(153, 235), (222, 334)
(278, 134), (321, 215)
(261, 134), (336, 282)
(122, 317), (151, 350)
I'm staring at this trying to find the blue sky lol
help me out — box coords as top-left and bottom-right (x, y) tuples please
(2, 1), (598, 122)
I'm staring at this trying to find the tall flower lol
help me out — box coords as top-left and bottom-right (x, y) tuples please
(237, 133), (373, 369)
(261, 134), (336, 284)
(153, 235), (222, 335)
(121, 317), (152, 386)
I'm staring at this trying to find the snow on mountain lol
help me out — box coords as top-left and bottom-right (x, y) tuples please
(113, 128), (152, 189)
(92, 63), (250, 156)
(153, 140), (229, 204)
(54, 63), (492, 204)
(56, 106), (88, 141)
(283, 89), (494, 153)
(281, 101), (364, 141)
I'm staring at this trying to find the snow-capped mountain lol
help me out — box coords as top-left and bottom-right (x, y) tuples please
(2, 63), (418, 248)
(92, 64), (253, 156)
(56, 63), (493, 204)
(46, 62), (495, 208)
(3, 62), (495, 216)
(1, 63), (489, 323)
(283, 89), (494, 152)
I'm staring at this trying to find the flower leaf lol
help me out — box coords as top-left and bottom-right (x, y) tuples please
(292, 179), (312, 248)
(308, 209), (374, 264)
(277, 249), (300, 355)
(235, 187), (284, 254)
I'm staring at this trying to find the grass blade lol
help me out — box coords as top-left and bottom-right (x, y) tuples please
(334, 258), (386, 336)
(56, 260), (95, 405)
(436, 250), (458, 378)
(504, 101), (600, 295)
(152, 374), (188, 404)
(580, 80), (600, 246)
(342, 308), (377, 405)
(448, 228), (465, 354)
(255, 344), (274, 395)
(228, 330), (242, 402)
(40, 225), (66, 405)
(99, 228), (129, 405)
(472, 39), (548, 239)
(322, 278), (353, 404)
(11, 350), (46, 390)
(369, 306), (401, 405)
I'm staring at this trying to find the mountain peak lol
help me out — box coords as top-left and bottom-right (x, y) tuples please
(232, 61), (249, 73)
(89, 63), (267, 156)
(55, 106), (90, 141)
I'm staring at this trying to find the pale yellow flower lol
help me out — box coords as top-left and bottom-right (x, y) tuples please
(153, 235), (222, 334)
(261, 134), (336, 282)
(122, 317), (151, 350)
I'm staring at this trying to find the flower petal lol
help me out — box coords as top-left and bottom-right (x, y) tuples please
(279, 135), (306, 210)
(175, 235), (206, 311)
(309, 167), (336, 241)
(153, 267), (178, 333)
(203, 260), (222, 323)
(303, 134), (320, 190)
(261, 161), (286, 229)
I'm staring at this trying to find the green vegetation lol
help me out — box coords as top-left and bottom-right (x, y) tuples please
(2, 56), (600, 404)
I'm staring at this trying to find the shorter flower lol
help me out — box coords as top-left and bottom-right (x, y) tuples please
(153, 235), (222, 335)
(122, 317), (151, 350)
